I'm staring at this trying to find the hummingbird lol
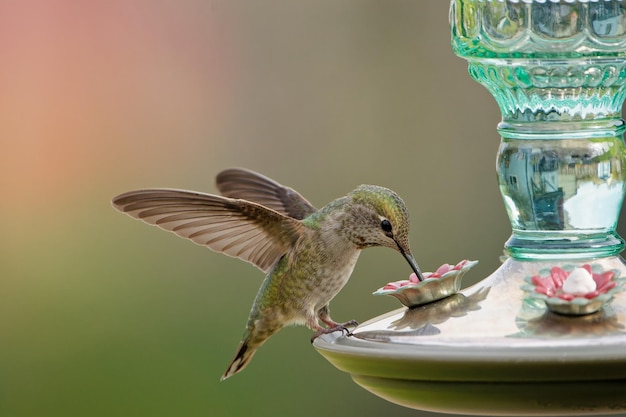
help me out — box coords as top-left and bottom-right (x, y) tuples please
(112, 168), (424, 380)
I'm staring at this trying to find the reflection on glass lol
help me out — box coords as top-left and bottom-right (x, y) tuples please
(512, 298), (625, 339)
(498, 138), (626, 234)
(354, 289), (490, 342)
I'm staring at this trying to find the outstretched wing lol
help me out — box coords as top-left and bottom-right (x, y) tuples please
(216, 168), (317, 220)
(112, 189), (304, 273)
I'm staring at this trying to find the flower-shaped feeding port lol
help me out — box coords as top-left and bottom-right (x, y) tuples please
(373, 260), (478, 308)
(523, 264), (624, 316)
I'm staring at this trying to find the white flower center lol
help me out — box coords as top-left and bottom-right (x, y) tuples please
(562, 267), (596, 295)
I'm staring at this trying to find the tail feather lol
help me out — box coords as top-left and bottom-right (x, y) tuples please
(220, 340), (256, 381)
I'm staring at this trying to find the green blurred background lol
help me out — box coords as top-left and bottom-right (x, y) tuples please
(2, 1), (625, 416)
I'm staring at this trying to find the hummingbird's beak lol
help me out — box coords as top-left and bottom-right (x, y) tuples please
(398, 246), (425, 282)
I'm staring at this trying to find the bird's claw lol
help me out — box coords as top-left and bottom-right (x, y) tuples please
(310, 320), (358, 343)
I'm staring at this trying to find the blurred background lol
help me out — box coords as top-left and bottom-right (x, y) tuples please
(2, 1), (624, 417)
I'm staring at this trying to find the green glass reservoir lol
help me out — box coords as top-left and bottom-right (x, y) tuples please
(453, 0), (626, 259)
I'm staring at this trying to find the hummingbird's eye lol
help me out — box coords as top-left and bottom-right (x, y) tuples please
(381, 219), (393, 234)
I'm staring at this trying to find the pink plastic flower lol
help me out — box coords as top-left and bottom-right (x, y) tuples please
(383, 260), (471, 291)
(531, 264), (616, 301)
(375, 260), (478, 308)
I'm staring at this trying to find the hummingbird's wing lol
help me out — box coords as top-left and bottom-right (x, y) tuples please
(215, 168), (317, 220)
(112, 189), (304, 273)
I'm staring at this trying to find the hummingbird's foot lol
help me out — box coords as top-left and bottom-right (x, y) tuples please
(310, 320), (358, 343)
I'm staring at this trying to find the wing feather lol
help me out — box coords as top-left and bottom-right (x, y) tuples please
(216, 168), (317, 220)
(112, 189), (303, 272)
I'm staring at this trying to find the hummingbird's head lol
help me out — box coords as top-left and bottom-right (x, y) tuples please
(344, 185), (424, 281)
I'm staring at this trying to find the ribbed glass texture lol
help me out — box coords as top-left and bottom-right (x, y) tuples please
(451, 0), (626, 259)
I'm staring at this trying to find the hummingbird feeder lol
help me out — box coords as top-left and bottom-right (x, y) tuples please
(313, 1), (626, 415)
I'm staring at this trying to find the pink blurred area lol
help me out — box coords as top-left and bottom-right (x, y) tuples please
(0, 0), (237, 208)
